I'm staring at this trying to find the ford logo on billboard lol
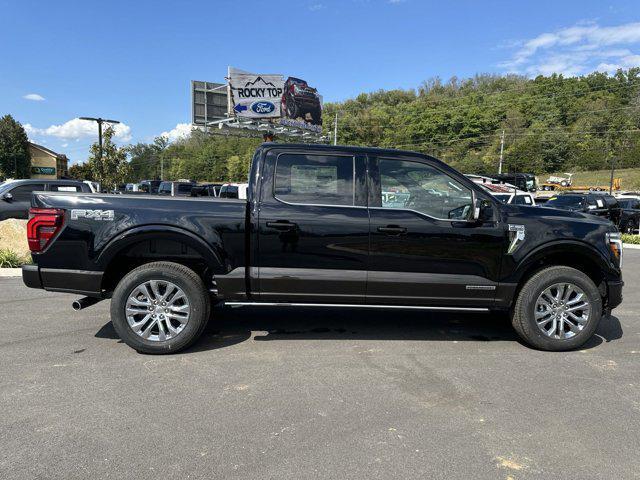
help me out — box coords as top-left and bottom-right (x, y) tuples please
(251, 101), (276, 115)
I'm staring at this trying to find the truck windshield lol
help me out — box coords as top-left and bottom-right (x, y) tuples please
(492, 193), (511, 203)
(0, 182), (15, 194)
(546, 196), (583, 208)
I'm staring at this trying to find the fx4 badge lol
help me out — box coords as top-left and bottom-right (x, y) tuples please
(71, 209), (114, 221)
(507, 224), (526, 254)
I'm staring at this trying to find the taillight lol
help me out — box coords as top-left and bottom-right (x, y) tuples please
(27, 208), (65, 253)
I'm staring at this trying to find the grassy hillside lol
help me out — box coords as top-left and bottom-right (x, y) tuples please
(546, 168), (640, 191)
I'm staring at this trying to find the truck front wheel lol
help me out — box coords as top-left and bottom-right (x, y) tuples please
(511, 266), (602, 351)
(110, 261), (210, 354)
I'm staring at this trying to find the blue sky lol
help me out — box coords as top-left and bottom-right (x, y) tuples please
(1, 0), (639, 163)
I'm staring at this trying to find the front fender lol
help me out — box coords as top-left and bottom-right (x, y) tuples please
(509, 239), (616, 285)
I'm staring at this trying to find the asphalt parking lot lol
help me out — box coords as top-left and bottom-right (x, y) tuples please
(1, 253), (639, 480)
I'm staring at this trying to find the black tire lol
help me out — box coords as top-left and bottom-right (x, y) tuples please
(110, 261), (210, 354)
(311, 107), (322, 125)
(286, 96), (299, 119)
(511, 266), (602, 351)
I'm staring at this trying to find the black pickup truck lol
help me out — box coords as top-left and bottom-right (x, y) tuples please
(22, 144), (623, 353)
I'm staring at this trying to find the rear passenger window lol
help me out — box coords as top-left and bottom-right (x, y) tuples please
(275, 154), (354, 206)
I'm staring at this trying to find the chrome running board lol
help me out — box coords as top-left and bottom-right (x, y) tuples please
(223, 302), (489, 312)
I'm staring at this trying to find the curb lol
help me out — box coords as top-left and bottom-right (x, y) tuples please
(623, 243), (640, 250)
(0, 268), (22, 277)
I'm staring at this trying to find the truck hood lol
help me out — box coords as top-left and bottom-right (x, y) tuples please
(502, 203), (613, 227)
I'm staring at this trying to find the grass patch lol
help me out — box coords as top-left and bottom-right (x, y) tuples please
(0, 249), (31, 268)
(622, 234), (640, 245)
(549, 168), (640, 191)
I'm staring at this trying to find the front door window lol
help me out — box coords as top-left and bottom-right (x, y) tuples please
(378, 159), (473, 220)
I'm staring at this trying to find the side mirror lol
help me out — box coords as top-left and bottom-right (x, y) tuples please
(471, 195), (481, 221)
(2, 192), (13, 201)
(473, 196), (494, 222)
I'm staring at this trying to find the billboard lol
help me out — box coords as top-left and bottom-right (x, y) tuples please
(228, 67), (323, 133)
(191, 81), (228, 127)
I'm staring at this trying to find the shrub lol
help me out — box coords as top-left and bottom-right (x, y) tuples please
(622, 234), (640, 245)
(0, 249), (30, 268)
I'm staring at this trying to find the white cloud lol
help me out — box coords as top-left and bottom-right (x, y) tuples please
(308, 3), (324, 11)
(24, 118), (132, 142)
(501, 21), (640, 77)
(23, 93), (45, 101)
(160, 123), (193, 142)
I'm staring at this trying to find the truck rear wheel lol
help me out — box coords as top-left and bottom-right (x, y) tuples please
(511, 266), (602, 351)
(110, 261), (210, 354)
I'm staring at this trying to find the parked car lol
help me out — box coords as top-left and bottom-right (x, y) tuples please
(157, 181), (195, 196)
(219, 183), (248, 199)
(140, 180), (162, 194)
(23, 144), (623, 354)
(479, 183), (536, 206)
(544, 193), (622, 226)
(0, 179), (91, 220)
(617, 197), (640, 234)
(281, 77), (322, 125)
(190, 183), (223, 198)
(486, 173), (538, 192)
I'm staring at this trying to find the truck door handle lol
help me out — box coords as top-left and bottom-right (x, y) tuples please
(377, 225), (407, 235)
(266, 221), (297, 231)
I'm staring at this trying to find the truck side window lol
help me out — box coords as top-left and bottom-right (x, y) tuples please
(11, 184), (45, 201)
(275, 154), (354, 206)
(379, 159), (472, 220)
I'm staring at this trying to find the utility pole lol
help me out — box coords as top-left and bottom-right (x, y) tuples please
(607, 133), (615, 195)
(609, 157), (615, 195)
(498, 129), (505, 174)
(333, 113), (338, 146)
(160, 156), (164, 181)
(79, 117), (120, 161)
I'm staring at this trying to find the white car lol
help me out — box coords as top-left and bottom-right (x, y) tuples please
(491, 191), (537, 206)
(219, 183), (248, 199)
(479, 183), (537, 206)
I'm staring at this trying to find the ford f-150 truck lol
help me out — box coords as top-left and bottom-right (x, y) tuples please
(22, 144), (624, 353)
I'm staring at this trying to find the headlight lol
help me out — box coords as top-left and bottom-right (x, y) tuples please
(606, 231), (623, 267)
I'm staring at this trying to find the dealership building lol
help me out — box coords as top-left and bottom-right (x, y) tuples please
(28, 142), (68, 179)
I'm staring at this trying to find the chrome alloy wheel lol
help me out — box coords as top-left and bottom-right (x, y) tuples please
(534, 283), (591, 339)
(125, 280), (191, 341)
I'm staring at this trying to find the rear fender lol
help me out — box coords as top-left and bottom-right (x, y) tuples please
(96, 225), (224, 271)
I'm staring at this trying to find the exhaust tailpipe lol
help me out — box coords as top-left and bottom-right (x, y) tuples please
(72, 296), (102, 311)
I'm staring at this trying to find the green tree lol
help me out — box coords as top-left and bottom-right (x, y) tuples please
(0, 114), (31, 180)
(128, 136), (169, 180)
(67, 162), (94, 181)
(87, 126), (131, 189)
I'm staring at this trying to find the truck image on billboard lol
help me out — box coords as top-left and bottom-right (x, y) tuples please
(228, 67), (322, 132)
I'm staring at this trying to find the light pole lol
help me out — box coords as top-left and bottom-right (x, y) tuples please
(79, 117), (120, 160)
